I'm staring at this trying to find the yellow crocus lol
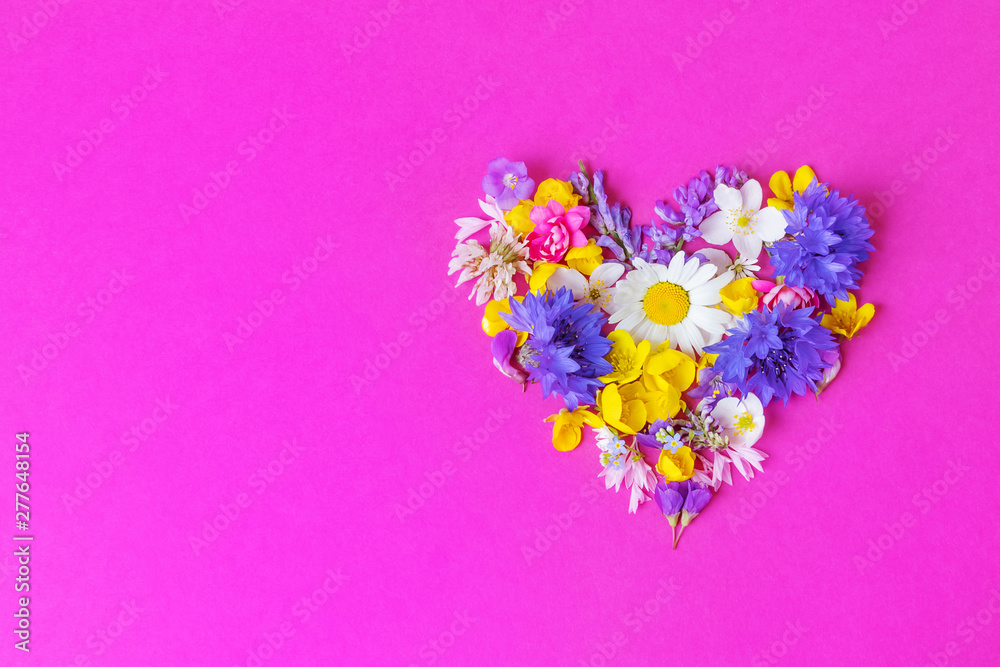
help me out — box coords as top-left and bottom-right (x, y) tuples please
(768, 165), (817, 210)
(504, 178), (582, 236)
(642, 341), (697, 394)
(597, 383), (646, 435)
(656, 446), (696, 482)
(719, 277), (759, 316)
(481, 298), (528, 345)
(821, 293), (875, 338)
(544, 407), (603, 452)
(565, 240), (603, 276)
(599, 330), (650, 385)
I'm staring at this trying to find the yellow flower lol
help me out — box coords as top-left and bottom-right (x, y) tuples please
(656, 446), (696, 482)
(599, 331), (651, 385)
(719, 277), (759, 316)
(768, 165), (817, 210)
(821, 293), (875, 338)
(565, 240), (603, 275)
(504, 178), (582, 236)
(529, 261), (562, 293)
(696, 352), (717, 372)
(481, 298), (528, 345)
(544, 408), (603, 452)
(597, 383), (646, 434)
(642, 386), (683, 422)
(641, 341), (697, 394)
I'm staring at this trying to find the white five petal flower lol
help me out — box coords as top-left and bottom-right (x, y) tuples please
(700, 179), (787, 260)
(546, 263), (626, 314)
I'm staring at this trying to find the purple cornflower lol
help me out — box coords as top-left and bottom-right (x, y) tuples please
(705, 304), (837, 406)
(501, 287), (613, 410)
(482, 157), (535, 210)
(770, 181), (875, 302)
(686, 366), (737, 411)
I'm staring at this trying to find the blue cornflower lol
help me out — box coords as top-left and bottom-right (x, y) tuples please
(502, 288), (613, 410)
(705, 305), (837, 406)
(769, 181), (875, 302)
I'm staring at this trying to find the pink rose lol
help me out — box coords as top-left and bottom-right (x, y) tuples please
(525, 200), (589, 262)
(751, 280), (819, 310)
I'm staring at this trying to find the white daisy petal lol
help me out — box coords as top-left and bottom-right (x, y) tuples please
(667, 251), (686, 275)
(617, 308), (647, 331)
(687, 261), (720, 288)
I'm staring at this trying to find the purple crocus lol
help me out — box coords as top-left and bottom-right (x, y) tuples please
(673, 480), (712, 549)
(681, 483), (712, 522)
(653, 481), (685, 548)
(654, 481), (685, 520)
(482, 157), (535, 211)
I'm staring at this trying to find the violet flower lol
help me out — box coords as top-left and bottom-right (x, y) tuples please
(491, 330), (527, 384)
(653, 481), (685, 547)
(482, 157), (535, 211)
(675, 480), (712, 549)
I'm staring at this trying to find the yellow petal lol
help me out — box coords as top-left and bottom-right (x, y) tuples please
(599, 384), (623, 424)
(581, 410), (604, 429)
(656, 446), (695, 482)
(856, 302), (875, 328)
(767, 197), (793, 211)
(504, 201), (536, 236)
(793, 165), (817, 193)
(529, 262), (562, 293)
(534, 179), (581, 211)
(565, 240), (603, 275)
(622, 399), (647, 434)
(769, 171), (793, 203)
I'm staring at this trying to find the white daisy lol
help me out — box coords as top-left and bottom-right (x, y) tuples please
(700, 179), (787, 260)
(546, 263), (625, 314)
(608, 253), (733, 356)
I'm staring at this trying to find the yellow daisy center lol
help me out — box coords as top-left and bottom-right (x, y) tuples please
(734, 411), (755, 436)
(643, 281), (690, 326)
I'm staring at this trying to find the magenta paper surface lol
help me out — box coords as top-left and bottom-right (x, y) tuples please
(3, 0), (999, 665)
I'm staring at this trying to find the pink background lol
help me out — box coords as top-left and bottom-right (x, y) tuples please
(3, 0), (999, 665)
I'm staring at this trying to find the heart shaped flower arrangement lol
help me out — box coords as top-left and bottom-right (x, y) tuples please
(449, 159), (876, 547)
